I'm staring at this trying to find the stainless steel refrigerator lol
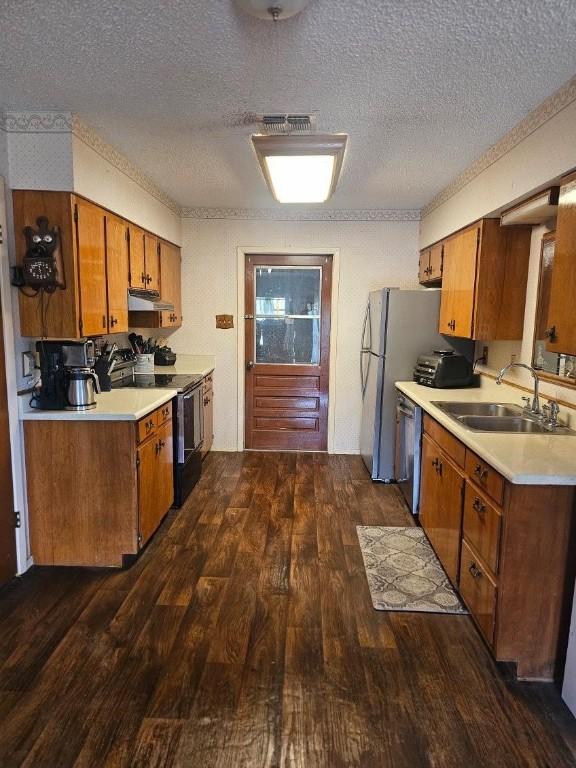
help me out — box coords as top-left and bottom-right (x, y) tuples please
(359, 288), (450, 482)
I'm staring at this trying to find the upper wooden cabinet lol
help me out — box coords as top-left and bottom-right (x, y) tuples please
(128, 224), (146, 289)
(439, 219), (531, 340)
(159, 240), (182, 328)
(144, 232), (160, 292)
(13, 191), (181, 338)
(545, 171), (576, 355)
(418, 242), (443, 284)
(14, 192), (130, 338)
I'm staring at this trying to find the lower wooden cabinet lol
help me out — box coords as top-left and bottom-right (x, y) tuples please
(202, 373), (214, 459)
(459, 539), (497, 645)
(24, 401), (175, 567)
(419, 434), (464, 584)
(138, 419), (173, 546)
(420, 414), (575, 680)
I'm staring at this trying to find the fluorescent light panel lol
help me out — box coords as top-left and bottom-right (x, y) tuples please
(265, 155), (335, 203)
(252, 134), (347, 204)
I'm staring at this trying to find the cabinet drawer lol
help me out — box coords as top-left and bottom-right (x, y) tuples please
(465, 450), (504, 504)
(158, 401), (173, 425)
(137, 411), (158, 443)
(463, 483), (502, 575)
(423, 415), (466, 467)
(459, 539), (497, 646)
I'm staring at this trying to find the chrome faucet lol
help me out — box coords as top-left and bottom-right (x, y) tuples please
(496, 362), (541, 415)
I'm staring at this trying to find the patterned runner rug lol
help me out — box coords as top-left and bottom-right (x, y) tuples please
(357, 526), (468, 614)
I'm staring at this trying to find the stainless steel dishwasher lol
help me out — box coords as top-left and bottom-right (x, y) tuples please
(394, 391), (423, 515)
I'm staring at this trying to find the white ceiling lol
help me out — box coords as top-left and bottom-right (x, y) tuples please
(1, 0), (576, 211)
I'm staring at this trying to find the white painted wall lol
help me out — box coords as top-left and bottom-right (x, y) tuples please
(168, 217), (420, 453)
(72, 136), (181, 245)
(420, 99), (576, 247)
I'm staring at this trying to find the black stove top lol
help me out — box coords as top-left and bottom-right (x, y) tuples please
(111, 371), (203, 392)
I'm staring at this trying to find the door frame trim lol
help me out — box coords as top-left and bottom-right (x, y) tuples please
(236, 247), (340, 453)
(0, 178), (30, 574)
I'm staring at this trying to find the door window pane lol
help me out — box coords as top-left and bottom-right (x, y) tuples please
(254, 266), (321, 365)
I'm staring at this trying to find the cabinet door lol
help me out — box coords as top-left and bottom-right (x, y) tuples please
(159, 241), (182, 328)
(128, 224), (146, 289)
(546, 171), (576, 355)
(418, 249), (430, 284)
(439, 226), (478, 338)
(138, 419), (173, 546)
(428, 243), (443, 281)
(419, 435), (464, 584)
(202, 387), (214, 458)
(75, 198), (108, 336)
(105, 214), (129, 333)
(144, 233), (160, 292)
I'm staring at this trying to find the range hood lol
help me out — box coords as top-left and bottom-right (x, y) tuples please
(128, 288), (174, 312)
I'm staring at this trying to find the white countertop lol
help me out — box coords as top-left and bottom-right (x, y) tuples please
(152, 354), (215, 378)
(19, 354), (216, 422)
(396, 379), (576, 486)
(19, 388), (176, 422)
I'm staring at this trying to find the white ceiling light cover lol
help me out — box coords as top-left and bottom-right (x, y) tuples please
(235, 0), (313, 20)
(252, 134), (348, 204)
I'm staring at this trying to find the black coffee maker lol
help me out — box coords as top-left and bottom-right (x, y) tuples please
(35, 340), (68, 409)
(35, 339), (98, 410)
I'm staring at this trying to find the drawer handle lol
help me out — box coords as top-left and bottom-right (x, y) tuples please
(431, 457), (443, 476)
(474, 464), (488, 481)
(469, 562), (483, 580)
(155, 439), (166, 455)
(146, 419), (154, 431)
(472, 497), (486, 514)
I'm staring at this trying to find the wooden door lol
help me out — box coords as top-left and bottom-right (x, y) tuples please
(419, 435), (464, 584)
(75, 197), (108, 336)
(546, 171), (576, 354)
(439, 226), (479, 338)
(137, 420), (173, 547)
(144, 233), (160, 292)
(245, 254), (332, 451)
(128, 224), (146, 289)
(105, 214), (129, 333)
(159, 241), (182, 328)
(0, 289), (17, 586)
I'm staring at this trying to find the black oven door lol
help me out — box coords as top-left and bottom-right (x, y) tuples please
(180, 384), (204, 463)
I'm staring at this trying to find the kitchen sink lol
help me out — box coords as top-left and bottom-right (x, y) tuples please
(432, 401), (523, 418)
(431, 401), (575, 434)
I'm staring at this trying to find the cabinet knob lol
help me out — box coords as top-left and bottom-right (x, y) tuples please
(110, 316), (118, 327)
(473, 464), (488, 481)
(544, 325), (557, 341)
(469, 562), (483, 580)
(141, 272), (146, 285)
(448, 319), (456, 331)
(472, 497), (486, 514)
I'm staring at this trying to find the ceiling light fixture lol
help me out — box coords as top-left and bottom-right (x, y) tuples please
(235, 0), (313, 21)
(251, 133), (348, 204)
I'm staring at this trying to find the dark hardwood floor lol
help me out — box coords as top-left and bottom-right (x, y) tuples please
(1, 452), (575, 767)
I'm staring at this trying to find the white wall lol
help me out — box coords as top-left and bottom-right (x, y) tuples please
(420, 98), (576, 247)
(72, 135), (181, 245)
(168, 216), (420, 452)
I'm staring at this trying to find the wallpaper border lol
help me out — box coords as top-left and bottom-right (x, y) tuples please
(422, 74), (576, 217)
(180, 206), (421, 222)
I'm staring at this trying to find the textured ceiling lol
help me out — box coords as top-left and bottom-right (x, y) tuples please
(1, 0), (576, 210)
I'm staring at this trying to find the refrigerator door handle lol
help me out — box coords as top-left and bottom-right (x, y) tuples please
(360, 350), (371, 397)
(361, 300), (371, 352)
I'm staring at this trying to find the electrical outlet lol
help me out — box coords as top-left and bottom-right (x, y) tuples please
(22, 351), (36, 378)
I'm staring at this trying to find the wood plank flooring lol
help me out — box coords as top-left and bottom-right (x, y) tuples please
(1, 452), (576, 767)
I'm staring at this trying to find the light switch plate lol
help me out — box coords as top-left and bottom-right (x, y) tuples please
(22, 351), (36, 378)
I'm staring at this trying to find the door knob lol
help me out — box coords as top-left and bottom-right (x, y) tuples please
(246, 360), (254, 371)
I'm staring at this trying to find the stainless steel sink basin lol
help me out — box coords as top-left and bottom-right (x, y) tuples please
(432, 401), (523, 417)
(431, 401), (575, 434)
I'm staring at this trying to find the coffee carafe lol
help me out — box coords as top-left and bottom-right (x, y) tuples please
(65, 367), (101, 411)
